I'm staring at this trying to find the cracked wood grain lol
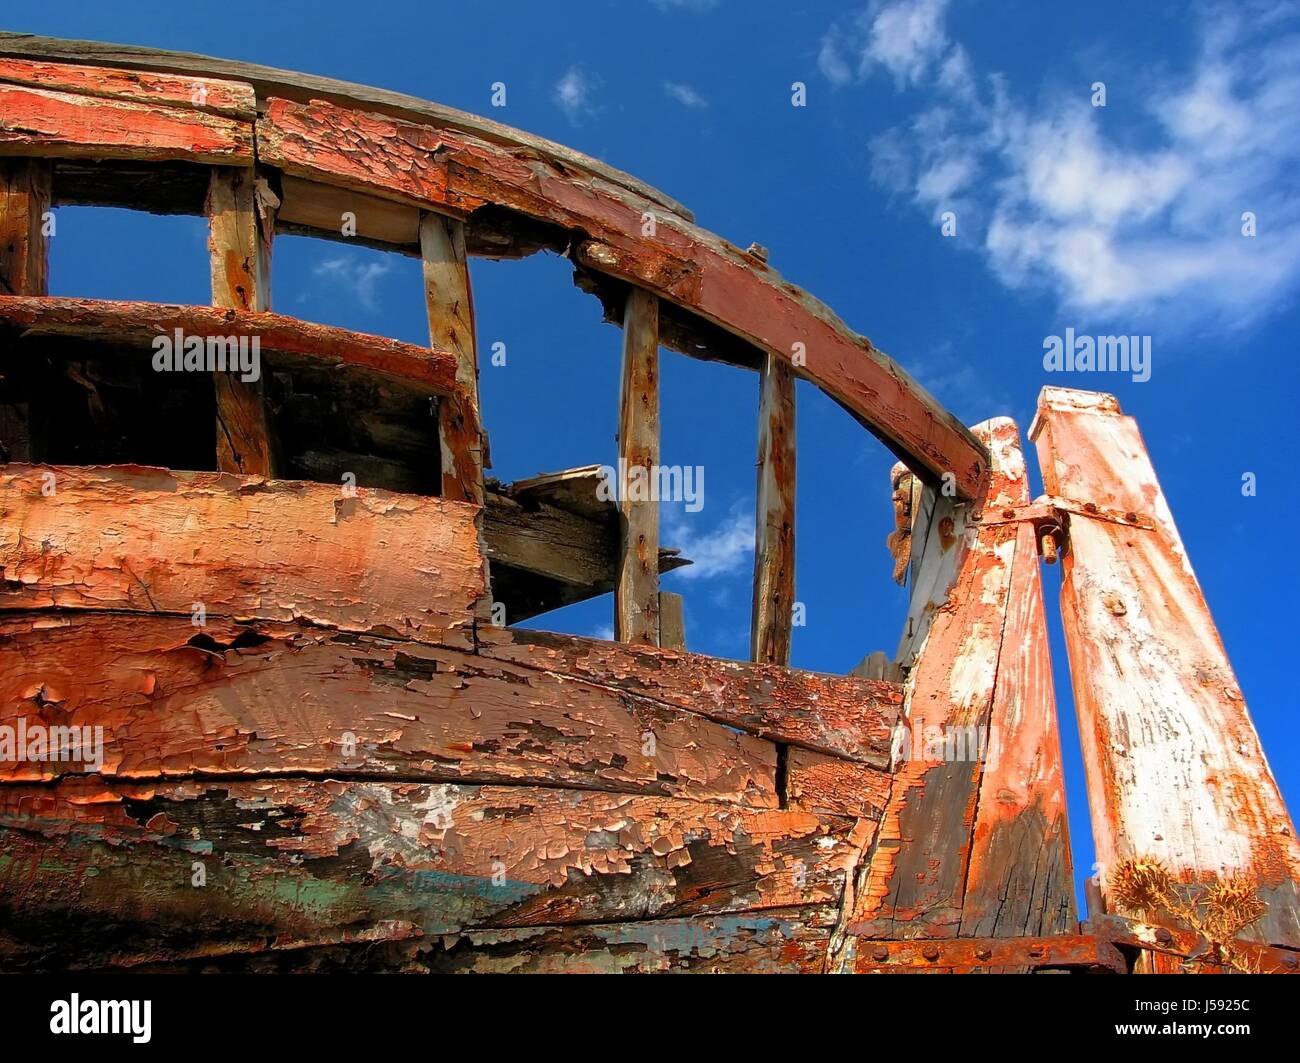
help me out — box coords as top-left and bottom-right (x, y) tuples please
(0, 611), (778, 806)
(0, 465), (486, 647)
(0, 82), (252, 164)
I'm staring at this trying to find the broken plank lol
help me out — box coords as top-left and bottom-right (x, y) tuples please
(615, 286), (660, 645)
(0, 611), (777, 805)
(658, 591), (686, 650)
(476, 625), (901, 765)
(751, 352), (796, 665)
(0, 83), (252, 164)
(0, 465), (485, 646)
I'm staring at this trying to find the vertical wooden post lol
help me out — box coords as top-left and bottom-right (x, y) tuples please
(615, 287), (660, 646)
(838, 418), (1074, 962)
(0, 158), (50, 297)
(1032, 386), (1300, 947)
(421, 211), (484, 507)
(750, 353), (796, 665)
(207, 166), (275, 476)
(0, 159), (50, 463)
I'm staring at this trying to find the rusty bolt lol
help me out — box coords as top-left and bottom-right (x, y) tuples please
(1001, 508), (1016, 519)
(1125, 511), (1139, 523)
(1040, 529), (1059, 565)
(1155, 927), (1173, 946)
(871, 945), (889, 962)
(745, 242), (770, 263)
(1027, 945), (1044, 958)
(1084, 501), (1099, 514)
(922, 945), (941, 962)
(975, 947), (992, 962)
(1283, 954), (1298, 969)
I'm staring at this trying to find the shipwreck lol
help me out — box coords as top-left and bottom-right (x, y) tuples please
(0, 33), (1296, 974)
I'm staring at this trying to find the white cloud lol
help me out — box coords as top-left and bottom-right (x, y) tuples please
(312, 256), (393, 310)
(554, 66), (599, 124)
(664, 503), (754, 580)
(851, 2), (1300, 330)
(664, 81), (708, 108)
(820, 0), (952, 88)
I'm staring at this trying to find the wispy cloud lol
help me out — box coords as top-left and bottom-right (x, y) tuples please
(664, 81), (709, 108)
(831, 0), (1300, 331)
(820, 0), (952, 88)
(664, 502), (754, 580)
(553, 65), (600, 124)
(312, 255), (393, 310)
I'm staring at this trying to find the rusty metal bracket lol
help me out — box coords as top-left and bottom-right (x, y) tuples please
(850, 933), (1128, 973)
(970, 501), (1069, 564)
(1086, 914), (1300, 974)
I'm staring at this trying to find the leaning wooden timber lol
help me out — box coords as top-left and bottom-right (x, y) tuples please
(1, 35), (1297, 975)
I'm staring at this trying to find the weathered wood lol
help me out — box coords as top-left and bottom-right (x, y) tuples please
(659, 591), (686, 650)
(278, 173), (419, 249)
(0, 32), (692, 218)
(0, 465), (485, 647)
(1031, 386), (1300, 946)
(0, 296), (470, 395)
(484, 488), (686, 605)
(207, 166), (274, 475)
(959, 460), (1075, 942)
(252, 96), (987, 497)
(51, 158), (211, 216)
(0, 611), (777, 804)
(615, 287), (660, 645)
(421, 212), (484, 505)
(477, 626), (902, 766)
(0, 158), (49, 296)
(893, 483), (964, 668)
(0, 82), (252, 164)
(751, 352), (795, 665)
(839, 419), (1030, 953)
(787, 749), (890, 821)
(0, 777), (859, 970)
(0, 56), (256, 118)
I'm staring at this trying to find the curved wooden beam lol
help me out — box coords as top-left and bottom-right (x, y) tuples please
(0, 35), (990, 499)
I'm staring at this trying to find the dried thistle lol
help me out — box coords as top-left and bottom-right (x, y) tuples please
(1201, 876), (1267, 941)
(1108, 857), (1177, 915)
(1109, 856), (1269, 974)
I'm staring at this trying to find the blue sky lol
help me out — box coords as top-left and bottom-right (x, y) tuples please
(21, 0), (1300, 904)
